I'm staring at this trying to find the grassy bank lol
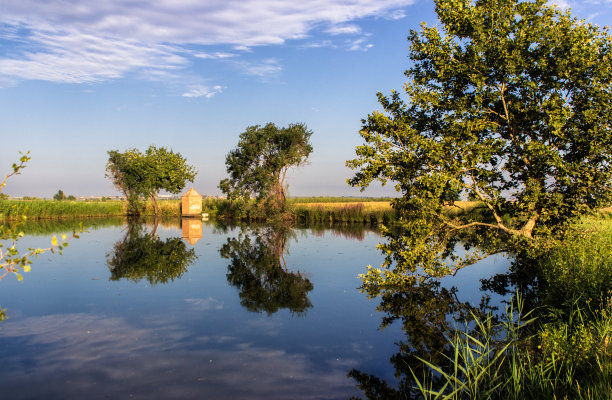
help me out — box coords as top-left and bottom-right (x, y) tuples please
(412, 215), (612, 399)
(0, 199), (181, 220)
(204, 197), (397, 224)
(291, 201), (395, 224)
(0, 197), (397, 224)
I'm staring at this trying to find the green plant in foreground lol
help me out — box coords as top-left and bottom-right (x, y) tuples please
(0, 153), (81, 283)
(411, 294), (612, 399)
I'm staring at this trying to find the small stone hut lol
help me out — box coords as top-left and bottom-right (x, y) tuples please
(181, 187), (202, 217)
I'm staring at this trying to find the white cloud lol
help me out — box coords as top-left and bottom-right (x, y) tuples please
(300, 40), (336, 49)
(549, 0), (572, 9)
(326, 24), (362, 35)
(0, 29), (186, 84)
(193, 52), (238, 60)
(0, 0), (416, 86)
(346, 38), (374, 51)
(182, 85), (225, 98)
(237, 59), (283, 77)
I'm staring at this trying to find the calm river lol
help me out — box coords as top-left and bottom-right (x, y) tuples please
(0, 218), (510, 399)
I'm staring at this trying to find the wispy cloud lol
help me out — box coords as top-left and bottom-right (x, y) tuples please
(237, 59), (283, 77)
(346, 38), (374, 51)
(0, 0), (416, 87)
(0, 29), (186, 84)
(182, 85), (225, 99)
(326, 24), (362, 35)
(193, 52), (238, 60)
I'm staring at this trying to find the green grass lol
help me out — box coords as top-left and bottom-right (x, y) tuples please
(0, 199), (125, 219)
(287, 196), (395, 204)
(538, 217), (612, 309)
(0, 199), (182, 220)
(411, 215), (612, 399)
(413, 296), (612, 399)
(291, 202), (395, 224)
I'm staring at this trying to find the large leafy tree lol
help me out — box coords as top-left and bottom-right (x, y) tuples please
(220, 123), (313, 211)
(348, 0), (612, 282)
(106, 145), (197, 216)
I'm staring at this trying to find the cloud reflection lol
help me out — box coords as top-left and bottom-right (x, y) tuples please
(0, 313), (360, 399)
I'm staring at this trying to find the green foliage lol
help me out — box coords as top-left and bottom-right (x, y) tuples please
(0, 199), (125, 219)
(220, 123), (313, 214)
(409, 295), (612, 400)
(0, 153), (80, 284)
(352, 214), (612, 400)
(538, 218), (612, 309)
(106, 145), (197, 216)
(348, 0), (612, 283)
(53, 189), (66, 201)
(106, 220), (197, 285)
(52, 190), (76, 201)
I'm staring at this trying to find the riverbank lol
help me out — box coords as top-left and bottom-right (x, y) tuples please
(0, 199), (180, 220)
(410, 214), (612, 398)
(0, 197), (397, 223)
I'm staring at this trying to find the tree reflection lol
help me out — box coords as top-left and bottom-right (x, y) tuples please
(348, 275), (494, 399)
(107, 219), (197, 285)
(220, 225), (314, 315)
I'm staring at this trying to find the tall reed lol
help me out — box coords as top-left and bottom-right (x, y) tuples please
(0, 199), (182, 220)
(412, 295), (612, 399)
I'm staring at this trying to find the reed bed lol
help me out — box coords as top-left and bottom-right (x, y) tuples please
(412, 216), (612, 399)
(291, 201), (395, 224)
(287, 196), (395, 204)
(0, 199), (125, 220)
(0, 199), (182, 220)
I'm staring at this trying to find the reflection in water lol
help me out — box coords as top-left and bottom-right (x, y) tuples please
(349, 278), (496, 399)
(220, 225), (314, 315)
(106, 219), (197, 285)
(181, 218), (203, 245)
(6, 216), (124, 236)
(0, 312), (357, 400)
(305, 222), (372, 241)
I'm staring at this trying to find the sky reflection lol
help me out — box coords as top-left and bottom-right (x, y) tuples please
(0, 312), (360, 400)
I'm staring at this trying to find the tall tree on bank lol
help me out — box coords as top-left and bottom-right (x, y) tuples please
(347, 0), (612, 282)
(220, 123), (313, 212)
(106, 146), (197, 216)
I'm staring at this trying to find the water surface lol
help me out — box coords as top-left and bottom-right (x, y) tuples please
(0, 219), (510, 399)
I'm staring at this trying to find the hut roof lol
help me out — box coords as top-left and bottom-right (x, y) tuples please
(183, 187), (201, 197)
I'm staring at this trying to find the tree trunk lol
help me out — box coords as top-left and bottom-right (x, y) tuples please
(150, 193), (160, 217)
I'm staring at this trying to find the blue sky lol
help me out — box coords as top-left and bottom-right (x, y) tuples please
(1, 0), (611, 197)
